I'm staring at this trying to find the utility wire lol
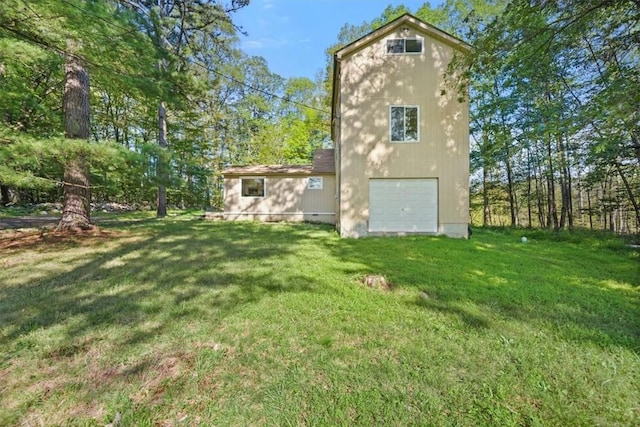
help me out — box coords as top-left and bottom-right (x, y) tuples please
(0, 24), (157, 82)
(57, 0), (331, 114)
(2, 2), (158, 82)
(190, 60), (330, 114)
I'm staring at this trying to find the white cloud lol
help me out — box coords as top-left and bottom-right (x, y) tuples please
(244, 40), (266, 49)
(263, 0), (276, 9)
(242, 37), (289, 49)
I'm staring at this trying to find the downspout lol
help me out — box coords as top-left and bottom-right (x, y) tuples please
(331, 53), (342, 232)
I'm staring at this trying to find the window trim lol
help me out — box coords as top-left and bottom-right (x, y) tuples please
(240, 176), (266, 198)
(307, 176), (323, 190)
(386, 38), (423, 55)
(389, 105), (420, 143)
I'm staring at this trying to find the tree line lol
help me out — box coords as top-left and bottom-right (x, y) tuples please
(461, 0), (640, 234)
(1, 0), (638, 234)
(0, 0), (328, 229)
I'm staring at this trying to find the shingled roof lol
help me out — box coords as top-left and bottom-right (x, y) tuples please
(223, 149), (335, 176)
(310, 149), (335, 173)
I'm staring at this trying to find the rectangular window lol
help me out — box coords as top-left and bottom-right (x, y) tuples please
(386, 38), (423, 54)
(387, 39), (404, 54)
(405, 39), (422, 53)
(390, 106), (419, 142)
(307, 177), (323, 190)
(241, 177), (265, 197)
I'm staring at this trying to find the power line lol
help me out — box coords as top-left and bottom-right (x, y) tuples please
(0, 23), (160, 86)
(57, 0), (331, 114)
(190, 60), (330, 114)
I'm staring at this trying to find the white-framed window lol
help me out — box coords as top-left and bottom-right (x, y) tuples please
(387, 38), (423, 54)
(390, 105), (420, 143)
(307, 176), (323, 190)
(241, 177), (265, 197)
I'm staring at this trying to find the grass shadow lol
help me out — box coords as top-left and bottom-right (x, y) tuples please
(322, 228), (640, 353)
(1, 221), (639, 426)
(1, 221), (325, 348)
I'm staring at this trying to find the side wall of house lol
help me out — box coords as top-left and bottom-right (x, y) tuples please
(338, 26), (469, 237)
(224, 174), (336, 224)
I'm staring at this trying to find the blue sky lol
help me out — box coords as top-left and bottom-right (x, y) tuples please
(234, 0), (443, 80)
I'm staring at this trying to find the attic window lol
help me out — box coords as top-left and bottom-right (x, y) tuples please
(387, 38), (423, 54)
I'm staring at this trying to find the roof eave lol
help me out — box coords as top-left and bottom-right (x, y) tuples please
(222, 170), (334, 177)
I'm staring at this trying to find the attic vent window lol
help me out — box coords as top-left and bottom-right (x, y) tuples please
(387, 38), (423, 54)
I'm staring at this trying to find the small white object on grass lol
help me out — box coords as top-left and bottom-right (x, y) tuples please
(105, 412), (122, 427)
(521, 236), (528, 244)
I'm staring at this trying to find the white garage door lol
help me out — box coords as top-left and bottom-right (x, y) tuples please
(369, 179), (438, 233)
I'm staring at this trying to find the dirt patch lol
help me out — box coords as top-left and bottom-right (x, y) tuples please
(363, 274), (393, 291)
(131, 351), (194, 406)
(0, 228), (128, 251)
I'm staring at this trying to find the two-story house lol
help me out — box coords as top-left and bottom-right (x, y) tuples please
(223, 13), (470, 238)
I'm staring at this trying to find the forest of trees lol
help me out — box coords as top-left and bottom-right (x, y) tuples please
(1, 0), (638, 233)
(0, 0), (328, 228)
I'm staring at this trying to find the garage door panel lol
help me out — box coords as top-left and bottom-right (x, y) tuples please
(369, 179), (437, 233)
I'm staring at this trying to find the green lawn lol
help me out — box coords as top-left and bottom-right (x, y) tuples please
(1, 217), (639, 426)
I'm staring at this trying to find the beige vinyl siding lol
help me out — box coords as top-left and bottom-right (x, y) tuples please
(337, 25), (469, 237)
(224, 174), (336, 224)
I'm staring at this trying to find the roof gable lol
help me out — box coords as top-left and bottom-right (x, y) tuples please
(334, 13), (470, 60)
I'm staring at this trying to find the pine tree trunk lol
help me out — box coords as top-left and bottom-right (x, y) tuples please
(56, 50), (92, 232)
(482, 164), (490, 226)
(156, 101), (167, 218)
(546, 135), (559, 230)
(577, 179), (584, 227)
(505, 154), (518, 227)
(0, 184), (10, 205)
(566, 172), (574, 229)
(526, 149), (532, 227)
(632, 132), (640, 165)
(601, 181), (607, 230)
(615, 162), (640, 230)
(557, 134), (574, 230)
(586, 188), (593, 230)
(534, 149), (546, 227)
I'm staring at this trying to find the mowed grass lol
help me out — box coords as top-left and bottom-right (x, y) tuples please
(0, 217), (639, 426)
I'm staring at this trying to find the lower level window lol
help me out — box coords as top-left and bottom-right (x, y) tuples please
(307, 177), (323, 190)
(241, 177), (265, 197)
